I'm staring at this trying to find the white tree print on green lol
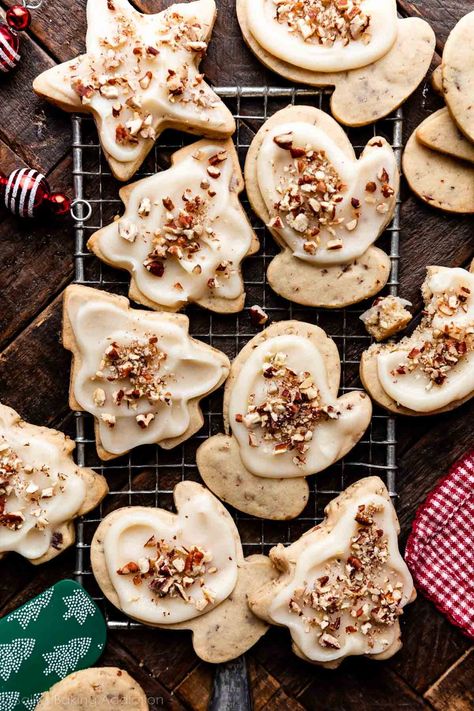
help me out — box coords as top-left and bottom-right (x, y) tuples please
(0, 692), (20, 711)
(42, 637), (92, 679)
(0, 638), (36, 681)
(21, 693), (42, 711)
(63, 588), (96, 626)
(7, 589), (54, 630)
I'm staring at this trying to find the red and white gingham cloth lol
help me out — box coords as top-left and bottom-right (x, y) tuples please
(405, 451), (474, 639)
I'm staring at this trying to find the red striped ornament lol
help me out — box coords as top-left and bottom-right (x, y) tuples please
(0, 168), (71, 218)
(0, 22), (21, 73)
(0, 5), (32, 74)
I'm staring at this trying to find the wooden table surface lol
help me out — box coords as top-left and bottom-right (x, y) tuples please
(0, 1), (473, 709)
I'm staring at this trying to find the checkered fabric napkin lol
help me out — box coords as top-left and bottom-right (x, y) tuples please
(405, 451), (474, 639)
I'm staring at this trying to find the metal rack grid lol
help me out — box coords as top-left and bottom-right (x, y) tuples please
(71, 87), (403, 628)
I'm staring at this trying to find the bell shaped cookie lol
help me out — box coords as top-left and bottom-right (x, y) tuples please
(0, 403), (108, 564)
(361, 265), (474, 415)
(249, 477), (415, 667)
(33, 0), (235, 182)
(91, 482), (275, 662)
(63, 285), (230, 460)
(237, 1), (434, 127)
(442, 11), (474, 144)
(245, 106), (399, 307)
(88, 139), (259, 313)
(197, 321), (372, 520)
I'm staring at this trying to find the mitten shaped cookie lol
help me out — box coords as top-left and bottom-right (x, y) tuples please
(0, 403), (107, 564)
(361, 265), (474, 415)
(245, 106), (399, 308)
(91, 482), (275, 663)
(237, 0), (434, 127)
(88, 139), (259, 313)
(33, 0), (235, 182)
(197, 321), (372, 520)
(249, 477), (415, 667)
(63, 285), (230, 460)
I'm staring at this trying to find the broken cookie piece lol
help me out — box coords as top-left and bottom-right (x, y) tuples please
(360, 295), (412, 341)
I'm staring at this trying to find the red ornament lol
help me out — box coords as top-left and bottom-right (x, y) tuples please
(0, 168), (71, 219)
(0, 5), (32, 74)
(6, 5), (31, 32)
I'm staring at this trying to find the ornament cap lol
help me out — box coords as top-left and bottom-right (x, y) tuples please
(6, 5), (32, 32)
(47, 192), (71, 217)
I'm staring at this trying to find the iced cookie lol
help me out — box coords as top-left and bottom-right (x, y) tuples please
(416, 108), (474, 165)
(63, 285), (230, 460)
(245, 106), (399, 308)
(88, 139), (259, 314)
(442, 11), (474, 143)
(237, 0), (435, 127)
(249, 477), (415, 667)
(33, 0), (235, 182)
(91, 482), (275, 662)
(360, 295), (412, 342)
(403, 120), (474, 214)
(197, 321), (372, 520)
(361, 265), (474, 415)
(0, 403), (107, 565)
(36, 668), (148, 711)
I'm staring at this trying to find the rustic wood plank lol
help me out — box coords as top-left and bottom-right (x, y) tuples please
(297, 657), (432, 710)
(0, 10), (71, 171)
(0, 294), (70, 426)
(424, 649), (474, 711)
(103, 634), (189, 710)
(2, 0), (87, 63)
(0, 156), (74, 350)
(175, 663), (213, 711)
(397, 1), (467, 51)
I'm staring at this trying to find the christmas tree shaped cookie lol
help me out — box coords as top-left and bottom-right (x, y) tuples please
(63, 285), (230, 460)
(88, 139), (259, 313)
(245, 106), (400, 308)
(0, 403), (107, 564)
(33, 0), (235, 181)
(0, 581), (106, 711)
(91, 482), (276, 662)
(197, 321), (372, 520)
(249, 477), (415, 667)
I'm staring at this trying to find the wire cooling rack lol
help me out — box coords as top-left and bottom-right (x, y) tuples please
(71, 87), (403, 628)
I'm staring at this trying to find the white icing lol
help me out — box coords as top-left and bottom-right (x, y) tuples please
(66, 292), (229, 455)
(69, 0), (232, 164)
(377, 268), (474, 412)
(0, 408), (86, 561)
(229, 334), (369, 478)
(258, 122), (397, 265)
(268, 493), (414, 663)
(93, 143), (254, 309)
(103, 490), (239, 624)
(247, 0), (398, 73)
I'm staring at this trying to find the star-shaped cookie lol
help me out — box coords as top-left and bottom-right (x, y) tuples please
(63, 285), (230, 460)
(88, 139), (259, 313)
(0, 403), (108, 564)
(197, 321), (372, 520)
(33, 0), (235, 181)
(249, 477), (415, 667)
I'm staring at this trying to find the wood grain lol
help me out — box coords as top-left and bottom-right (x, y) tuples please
(424, 649), (474, 711)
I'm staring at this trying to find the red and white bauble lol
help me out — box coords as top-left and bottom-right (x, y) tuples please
(0, 5), (32, 74)
(0, 168), (71, 218)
